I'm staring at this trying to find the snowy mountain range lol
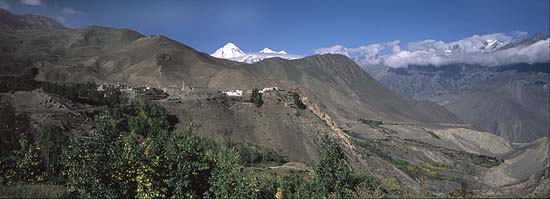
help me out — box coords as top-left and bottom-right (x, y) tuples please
(211, 43), (301, 63)
(316, 32), (549, 68)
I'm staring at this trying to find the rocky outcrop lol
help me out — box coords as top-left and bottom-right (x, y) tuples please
(301, 96), (361, 162)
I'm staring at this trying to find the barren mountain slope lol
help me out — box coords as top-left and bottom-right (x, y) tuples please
(366, 62), (549, 143)
(0, 25), (462, 126)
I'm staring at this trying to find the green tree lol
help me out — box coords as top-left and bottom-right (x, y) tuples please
(250, 88), (263, 108)
(292, 93), (306, 109)
(63, 133), (99, 197)
(206, 146), (255, 199)
(0, 102), (33, 185)
(159, 128), (210, 198)
(13, 134), (45, 184)
(315, 135), (353, 198)
(36, 126), (67, 182)
(128, 97), (169, 137)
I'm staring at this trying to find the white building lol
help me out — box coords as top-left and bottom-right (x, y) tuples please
(259, 87), (278, 93)
(223, 90), (243, 97)
(97, 84), (106, 92)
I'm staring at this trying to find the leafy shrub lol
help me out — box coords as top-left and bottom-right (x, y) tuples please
(128, 96), (169, 137)
(250, 88), (263, 107)
(291, 93), (306, 109)
(2, 95), (373, 198)
(0, 101), (34, 185)
(427, 130), (441, 139)
(316, 135), (354, 198)
(42, 82), (126, 107)
(381, 178), (401, 195)
(62, 98), (258, 198)
(36, 126), (68, 182)
(358, 118), (384, 128)
(234, 143), (288, 166)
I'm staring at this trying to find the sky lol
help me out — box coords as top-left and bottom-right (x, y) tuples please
(2, 0), (549, 55)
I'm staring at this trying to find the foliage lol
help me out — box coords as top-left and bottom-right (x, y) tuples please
(354, 139), (451, 181)
(205, 146), (256, 199)
(381, 178), (401, 195)
(254, 173), (281, 199)
(351, 178), (384, 199)
(0, 100), (33, 185)
(1, 93), (377, 198)
(234, 143), (288, 167)
(0, 184), (70, 198)
(449, 181), (474, 198)
(128, 96), (169, 137)
(0, 100), (32, 158)
(315, 135), (354, 198)
(291, 93), (307, 109)
(389, 159), (452, 180)
(36, 126), (68, 183)
(0, 127), (45, 185)
(358, 118), (384, 128)
(13, 134), (45, 184)
(427, 130), (441, 139)
(250, 88), (264, 108)
(0, 76), (40, 92)
(42, 82), (126, 107)
(62, 98), (258, 198)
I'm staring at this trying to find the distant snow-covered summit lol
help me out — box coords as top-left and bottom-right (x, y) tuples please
(259, 48), (287, 54)
(211, 43), (301, 63)
(210, 43), (246, 59)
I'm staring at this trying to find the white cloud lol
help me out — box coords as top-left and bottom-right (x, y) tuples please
(316, 32), (549, 68)
(314, 42), (389, 57)
(314, 45), (350, 57)
(0, 0), (9, 9)
(386, 40), (401, 53)
(62, 7), (78, 15)
(512, 30), (528, 38)
(383, 38), (549, 67)
(350, 44), (385, 56)
(20, 0), (41, 6)
(55, 16), (66, 23)
(408, 39), (447, 51)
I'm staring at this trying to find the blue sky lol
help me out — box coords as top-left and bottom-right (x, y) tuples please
(3, 0), (549, 55)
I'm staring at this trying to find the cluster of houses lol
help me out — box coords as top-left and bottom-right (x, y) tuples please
(223, 90), (243, 97)
(96, 82), (298, 101)
(221, 87), (280, 97)
(97, 84), (168, 100)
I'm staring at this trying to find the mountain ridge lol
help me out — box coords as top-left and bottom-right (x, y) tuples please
(359, 35), (550, 142)
(0, 8), (66, 30)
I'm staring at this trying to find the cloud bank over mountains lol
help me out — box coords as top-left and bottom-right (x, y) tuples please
(315, 32), (550, 68)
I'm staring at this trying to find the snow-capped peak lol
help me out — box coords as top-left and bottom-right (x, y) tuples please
(211, 42), (246, 59)
(211, 42), (301, 63)
(259, 48), (277, 54)
(259, 48), (288, 54)
(481, 39), (504, 51)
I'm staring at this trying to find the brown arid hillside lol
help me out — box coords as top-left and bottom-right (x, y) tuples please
(0, 22), (463, 127)
(1, 9), (548, 198)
